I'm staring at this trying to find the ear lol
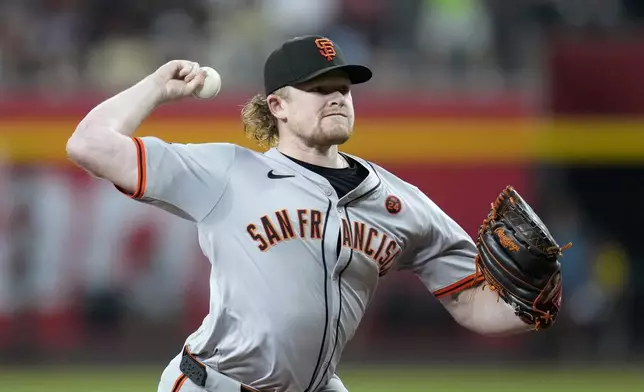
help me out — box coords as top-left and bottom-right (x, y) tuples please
(267, 92), (288, 121)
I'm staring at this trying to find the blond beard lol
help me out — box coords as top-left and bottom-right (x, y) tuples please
(309, 123), (353, 147)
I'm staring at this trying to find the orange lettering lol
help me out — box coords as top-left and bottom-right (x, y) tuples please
(247, 223), (269, 251)
(364, 228), (378, 257)
(353, 222), (365, 251)
(341, 219), (352, 247)
(315, 38), (336, 61)
(261, 215), (282, 246)
(297, 209), (309, 238)
(275, 209), (295, 240)
(310, 210), (322, 239)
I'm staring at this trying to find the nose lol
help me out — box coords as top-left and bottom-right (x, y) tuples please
(328, 91), (345, 107)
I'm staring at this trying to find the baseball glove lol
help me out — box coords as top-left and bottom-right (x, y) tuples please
(475, 186), (572, 330)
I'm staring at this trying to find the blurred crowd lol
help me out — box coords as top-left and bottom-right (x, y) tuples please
(1, 0), (644, 95)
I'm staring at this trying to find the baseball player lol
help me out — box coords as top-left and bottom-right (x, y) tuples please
(66, 35), (567, 392)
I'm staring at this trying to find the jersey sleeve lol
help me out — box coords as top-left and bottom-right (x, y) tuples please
(397, 187), (484, 299)
(116, 136), (237, 222)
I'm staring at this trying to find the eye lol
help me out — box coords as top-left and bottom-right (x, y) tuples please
(309, 86), (350, 95)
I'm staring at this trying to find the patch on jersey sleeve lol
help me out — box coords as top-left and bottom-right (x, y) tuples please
(385, 195), (402, 215)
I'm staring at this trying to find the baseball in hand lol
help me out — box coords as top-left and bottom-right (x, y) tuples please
(193, 67), (222, 99)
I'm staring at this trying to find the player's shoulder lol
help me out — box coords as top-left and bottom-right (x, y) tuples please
(355, 157), (422, 192)
(139, 137), (261, 167)
(350, 155), (435, 205)
(179, 142), (281, 169)
(141, 137), (252, 157)
(140, 136), (237, 150)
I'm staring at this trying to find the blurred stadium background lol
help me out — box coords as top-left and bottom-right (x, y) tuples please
(1, 0), (644, 391)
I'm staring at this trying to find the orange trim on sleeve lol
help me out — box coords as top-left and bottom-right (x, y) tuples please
(115, 137), (147, 199)
(131, 137), (147, 198)
(433, 272), (485, 299)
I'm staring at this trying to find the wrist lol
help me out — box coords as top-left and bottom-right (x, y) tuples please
(138, 75), (166, 108)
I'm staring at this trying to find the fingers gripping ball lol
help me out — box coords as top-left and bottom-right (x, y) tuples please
(475, 186), (572, 330)
(193, 67), (222, 99)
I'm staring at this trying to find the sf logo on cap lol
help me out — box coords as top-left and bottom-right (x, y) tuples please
(315, 38), (336, 61)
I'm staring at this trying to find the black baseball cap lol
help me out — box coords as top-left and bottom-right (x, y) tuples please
(263, 35), (373, 95)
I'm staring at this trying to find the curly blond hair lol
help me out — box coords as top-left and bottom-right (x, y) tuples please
(241, 89), (287, 148)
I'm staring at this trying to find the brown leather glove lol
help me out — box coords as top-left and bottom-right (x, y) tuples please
(476, 186), (572, 330)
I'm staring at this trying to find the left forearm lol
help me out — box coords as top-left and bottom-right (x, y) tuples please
(441, 284), (533, 336)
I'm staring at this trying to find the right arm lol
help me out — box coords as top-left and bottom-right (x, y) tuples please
(65, 60), (207, 194)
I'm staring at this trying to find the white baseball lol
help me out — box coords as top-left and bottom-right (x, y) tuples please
(193, 67), (222, 99)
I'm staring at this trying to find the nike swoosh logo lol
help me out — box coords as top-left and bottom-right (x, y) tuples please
(267, 170), (295, 179)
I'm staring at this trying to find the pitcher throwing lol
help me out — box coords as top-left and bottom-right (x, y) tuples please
(67, 35), (570, 392)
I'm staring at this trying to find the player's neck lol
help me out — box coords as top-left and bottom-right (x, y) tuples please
(277, 141), (346, 169)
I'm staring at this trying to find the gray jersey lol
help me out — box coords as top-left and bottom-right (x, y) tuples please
(122, 136), (480, 392)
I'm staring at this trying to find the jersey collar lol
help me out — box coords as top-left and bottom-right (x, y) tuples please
(264, 148), (381, 204)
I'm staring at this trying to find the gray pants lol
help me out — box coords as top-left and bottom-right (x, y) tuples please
(157, 352), (348, 392)
(157, 353), (244, 392)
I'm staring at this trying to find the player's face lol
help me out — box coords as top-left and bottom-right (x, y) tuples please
(285, 73), (354, 147)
